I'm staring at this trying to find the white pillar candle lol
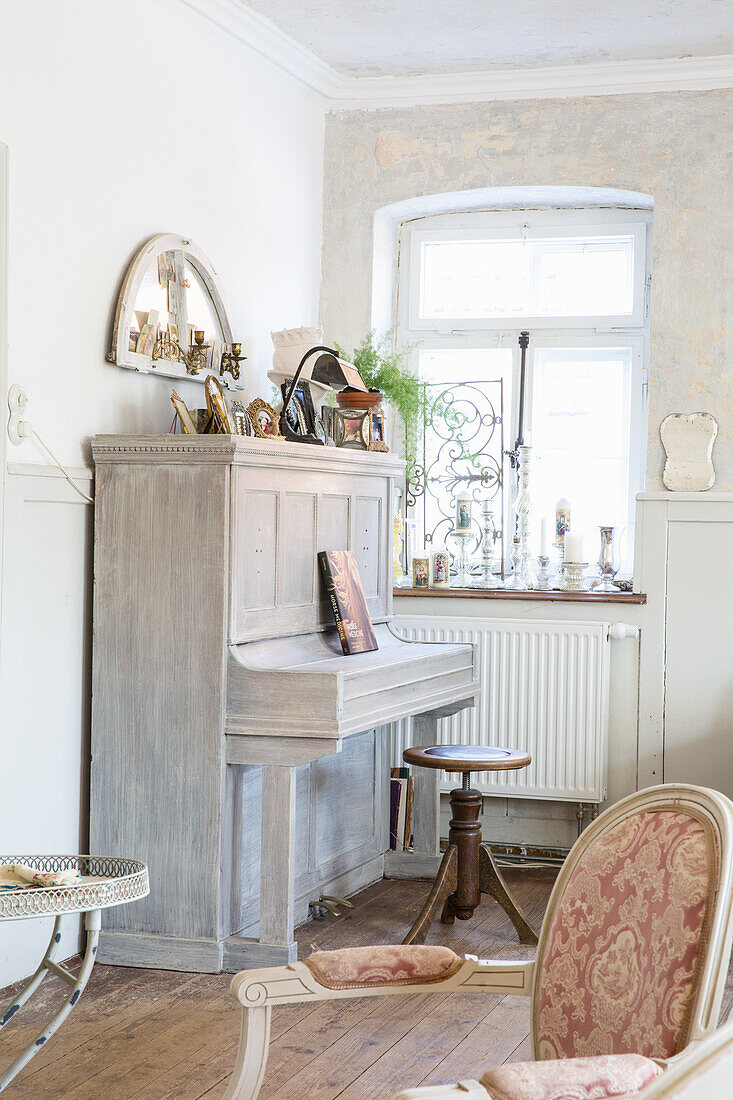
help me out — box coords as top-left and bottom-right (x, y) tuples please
(539, 518), (548, 556)
(564, 533), (584, 563)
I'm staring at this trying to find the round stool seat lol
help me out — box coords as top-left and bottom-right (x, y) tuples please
(400, 744), (537, 947)
(403, 744), (531, 773)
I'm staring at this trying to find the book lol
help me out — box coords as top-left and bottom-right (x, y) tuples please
(318, 550), (378, 655)
(389, 768), (413, 851)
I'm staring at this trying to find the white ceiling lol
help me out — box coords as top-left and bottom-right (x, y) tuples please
(241, 0), (733, 77)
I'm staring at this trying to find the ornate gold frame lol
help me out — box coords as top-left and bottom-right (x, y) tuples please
(247, 398), (281, 440)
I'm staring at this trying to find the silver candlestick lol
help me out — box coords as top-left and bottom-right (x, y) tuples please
(597, 526), (619, 592)
(560, 561), (588, 592)
(447, 528), (476, 588)
(536, 554), (551, 591)
(510, 444), (536, 589)
(476, 502), (502, 588)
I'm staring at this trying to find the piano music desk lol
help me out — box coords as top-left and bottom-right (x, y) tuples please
(90, 436), (479, 971)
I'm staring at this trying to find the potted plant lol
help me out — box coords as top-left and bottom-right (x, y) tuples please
(336, 331), (424, 481)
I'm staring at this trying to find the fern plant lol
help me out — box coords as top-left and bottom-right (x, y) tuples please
(336, 331), (425, 481)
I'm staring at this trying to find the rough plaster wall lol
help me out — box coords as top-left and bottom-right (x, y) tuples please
(320, 90), (732, 489)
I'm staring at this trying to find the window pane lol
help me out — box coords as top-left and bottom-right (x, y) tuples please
(417, 233), (635, 321)
(536, 239), (634, 316)
(530, 348), (634, 570)
(420, 241), (529, 319)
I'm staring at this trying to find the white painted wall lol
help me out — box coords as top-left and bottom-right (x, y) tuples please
(0, 0), (325, 987)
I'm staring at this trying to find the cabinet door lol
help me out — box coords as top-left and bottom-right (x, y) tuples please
(664, 518), (733, 795)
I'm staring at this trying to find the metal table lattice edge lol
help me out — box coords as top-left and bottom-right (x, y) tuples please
(0, 855), (149, 1092)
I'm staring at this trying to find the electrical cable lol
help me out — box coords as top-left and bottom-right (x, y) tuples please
(28, 428), (94, 504)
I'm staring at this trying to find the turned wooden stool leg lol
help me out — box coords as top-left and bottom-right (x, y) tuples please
(478, 844), (538, 944)
(442, 771), (483, 924)
(403, 846), (457, 945)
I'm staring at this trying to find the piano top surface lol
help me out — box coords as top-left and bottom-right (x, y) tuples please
(231, 622), (471, 677)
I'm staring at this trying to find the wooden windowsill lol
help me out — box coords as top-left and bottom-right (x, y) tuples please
(394, 586), (647, 605)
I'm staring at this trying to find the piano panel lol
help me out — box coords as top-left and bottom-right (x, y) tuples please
(318, 493), (351, 553)
(230, 463), (392, 643)
(353, 494), (382, 600)
(280, 492), (316, 607)
(232, 488), (278, 629)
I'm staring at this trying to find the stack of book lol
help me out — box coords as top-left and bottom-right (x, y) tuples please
(389, 767), (413, 851)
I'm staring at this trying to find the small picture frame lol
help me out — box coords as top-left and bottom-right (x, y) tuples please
(412, 556), (430, 588)
(281, 379), (317, 434)
(231, 399), (255, 437)
(170, 390), (197, 435)
(247, 398), (280, 439)
(334, 408), (370, 450)
(205, 375), (234, 434)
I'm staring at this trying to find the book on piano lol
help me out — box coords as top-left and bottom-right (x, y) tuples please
(318, 550), (378, 655)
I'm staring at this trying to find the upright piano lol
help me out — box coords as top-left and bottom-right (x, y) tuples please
(90, 435), (479, 971)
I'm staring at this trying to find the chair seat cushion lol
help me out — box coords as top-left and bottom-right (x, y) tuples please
(481, 1053), (662, 1100)
(305, 944), (462, 989)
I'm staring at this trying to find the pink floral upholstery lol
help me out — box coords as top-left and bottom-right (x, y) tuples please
(305, 944), (462, 989)
(481, 1053), (662, 1100)
(536, 809), (717, 1061)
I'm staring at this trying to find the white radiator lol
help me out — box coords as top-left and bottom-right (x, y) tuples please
(391, 616), (611, 803)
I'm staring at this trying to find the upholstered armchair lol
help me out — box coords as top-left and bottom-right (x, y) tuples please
(392, 1020), (733, 1100)
(223, 785), (733, 1100)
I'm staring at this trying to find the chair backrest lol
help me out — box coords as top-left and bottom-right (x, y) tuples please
(636, 1020), (733, 1099)
(531, 785), (733, 1062)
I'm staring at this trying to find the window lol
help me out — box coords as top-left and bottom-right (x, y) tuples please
(397, 207), (650, 574)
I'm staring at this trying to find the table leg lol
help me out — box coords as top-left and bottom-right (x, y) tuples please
(258, 766), (297, 956)
(478, 844), (538, 945)
(0, 909), (101, 1093)
(411, 714), (441, 856)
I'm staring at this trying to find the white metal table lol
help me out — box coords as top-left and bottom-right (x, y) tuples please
(0, 855), (149, 1092)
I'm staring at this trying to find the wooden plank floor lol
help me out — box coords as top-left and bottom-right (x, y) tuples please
(0, 869), (730, 1099)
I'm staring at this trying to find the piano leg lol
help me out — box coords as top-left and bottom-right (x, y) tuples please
(411, 714), (441, 857)
(258, 766), (298, 961)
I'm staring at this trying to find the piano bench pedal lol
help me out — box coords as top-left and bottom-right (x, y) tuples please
(309, 899), (340, 919)
(321, 894), (354, 910)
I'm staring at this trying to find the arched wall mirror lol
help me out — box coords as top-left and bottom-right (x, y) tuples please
(108, 234), (244, 388)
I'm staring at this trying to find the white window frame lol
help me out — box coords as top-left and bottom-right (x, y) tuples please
(396, 206), (652, 571)
(401, 208), (650, 333)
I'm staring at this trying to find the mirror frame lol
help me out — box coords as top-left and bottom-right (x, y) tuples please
(108, 233), (240, 387)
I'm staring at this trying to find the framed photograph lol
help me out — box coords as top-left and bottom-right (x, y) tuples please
(231, 399), (255, 437)
(170, 390), (197, 435)
(412, 555), (430, 588)
(281, 389), (309, 436)
(334, 408), (370, 450)
(247, 398), (280, 439)
(205, 375), (233, 433)
(281, 379), (317, 433)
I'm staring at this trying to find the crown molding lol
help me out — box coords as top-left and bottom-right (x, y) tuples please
(175, 0), (340, 101)
(331, 53), (733, 110)
(175, 2), (733, 109)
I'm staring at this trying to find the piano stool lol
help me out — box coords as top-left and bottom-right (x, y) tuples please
(401, 746), (538, 946)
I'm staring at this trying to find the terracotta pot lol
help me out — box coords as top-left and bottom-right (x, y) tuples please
(336, 390), (383, 410)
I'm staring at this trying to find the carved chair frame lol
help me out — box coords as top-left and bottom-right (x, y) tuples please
(222, 785), (733, 1100)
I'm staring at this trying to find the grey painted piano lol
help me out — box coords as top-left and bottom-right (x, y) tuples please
(90, 435), (479, 971)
